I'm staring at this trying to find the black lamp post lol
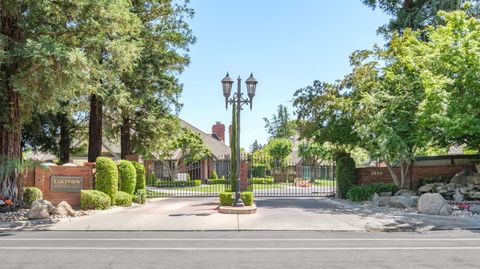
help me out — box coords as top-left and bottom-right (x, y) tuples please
(221, 72), (258, 207)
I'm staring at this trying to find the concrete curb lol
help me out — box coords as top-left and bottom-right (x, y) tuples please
(219, 205), (257, 214)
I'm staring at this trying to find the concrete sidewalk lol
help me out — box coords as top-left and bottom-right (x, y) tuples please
(3, 197), (480, 231)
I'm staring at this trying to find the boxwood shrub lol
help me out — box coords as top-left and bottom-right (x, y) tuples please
(336, 156), (356, 199)
(131, 161), (146, 191)
(252, 165), (266, 178)
(208, 179), (226, 185)
(133, 189), (147, 204)
(347, 183), (400, 202)
(95, 157), (118, 205)
(241, 191), (254, 206)
(219, 192), (234, 206)
(154, 180), (201, 188)
(118, 160), (136, 195)
(80, 190), (111, 210)
(115, 191), (133, 207)
(211, 170), (219, 179)
(22, 187), (43, 208)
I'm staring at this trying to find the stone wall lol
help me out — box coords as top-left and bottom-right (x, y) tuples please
(356, 165), (474, 189)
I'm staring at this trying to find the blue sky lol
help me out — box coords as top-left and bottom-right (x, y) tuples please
(179, 1), (389, 149)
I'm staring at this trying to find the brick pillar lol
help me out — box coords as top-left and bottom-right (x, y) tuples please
(125, 154), (140, 162)
(240, 161), (250, 191)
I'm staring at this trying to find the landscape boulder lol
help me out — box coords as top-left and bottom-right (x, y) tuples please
(418, 183), (434, 194)
(453, 189), (464, 203)
(27, 201), (50, 219)
(469, 205), (480, 214)
(450, 169), (474, 186)
(418, 193), (452, 216)
(388, 196), (418, 208)
(394, 189), (416, 196)
(37, 200), (55, 214)
(54, 201), (76, 217)
(466, 175), (480, 185)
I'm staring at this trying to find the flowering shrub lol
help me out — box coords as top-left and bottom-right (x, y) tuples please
(0, 196), (14, 212)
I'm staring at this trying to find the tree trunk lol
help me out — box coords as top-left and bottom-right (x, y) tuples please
(88, 93), (103, 162)
(58, 111), (71, 164)
(0, 4), (22, 203)
(384, 157), (400, 187)
(120, 115), (131, 159)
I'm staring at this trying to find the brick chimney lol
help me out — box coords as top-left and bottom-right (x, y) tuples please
(212, 121), (225, 143)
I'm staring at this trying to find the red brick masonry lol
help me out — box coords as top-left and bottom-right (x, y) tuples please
(356, 165), (474, 189)
(24, 165), (93, 208)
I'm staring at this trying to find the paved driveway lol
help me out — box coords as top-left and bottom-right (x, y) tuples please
(6, 197), (480, 231)
(14, 197), (384, 231)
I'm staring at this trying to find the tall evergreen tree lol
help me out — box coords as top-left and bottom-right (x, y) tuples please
(0, 0), (141, 202)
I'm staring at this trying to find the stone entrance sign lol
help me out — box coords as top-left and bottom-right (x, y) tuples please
(50, 176), (83, 192)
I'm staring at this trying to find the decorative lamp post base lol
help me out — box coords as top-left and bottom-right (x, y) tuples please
(233, 192), (245, 207)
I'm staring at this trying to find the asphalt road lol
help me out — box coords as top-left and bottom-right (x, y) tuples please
(2, 231), (480, 269)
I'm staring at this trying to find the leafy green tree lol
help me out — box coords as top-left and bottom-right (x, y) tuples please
(414, 9), (480, 151)
(265, 138), (292, 174)
(298, 141), (330, 179)
(293, 81), (359, 149)
(362, 0), (479, 38)
(166, 128), (211, 180)
(264, 105), (297, 139)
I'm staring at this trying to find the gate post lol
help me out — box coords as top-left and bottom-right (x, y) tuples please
(240, 161), (250, 191)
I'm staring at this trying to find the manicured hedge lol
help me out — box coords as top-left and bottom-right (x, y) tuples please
(115, 191), (133, 207)
(131, 161), (146, 191)
(347, 183), (399, 202)
(208, 179), (226, 185)
(252, 165), (266, 178)
(154, 180), (201, 188)
(241, 191), (254, 206)
(211, 170), (219, 179)
(118, 160), (136, 195)
(336, 156), (356, 199)
(95, 157), (118, 205)
(252, 177), (274, 184)
(219, 192), (234, 206)
(22, 187), (43, 208)
(80, 190), (111, 210)
(133, 189), (146, 204)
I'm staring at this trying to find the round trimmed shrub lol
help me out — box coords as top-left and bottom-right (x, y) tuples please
(118, 160), (136, 195)
(22, 187), (43, 208)
(336, 156), (356, 199)
(219, 192), (234, 206)
(115, 191), (133, 207)
(95, 157), (118, 205)
(133, 189), (146, 204)
(80, 190), (111, 210)
(240, 191), (254, 206)
(131, 161), (146, 191)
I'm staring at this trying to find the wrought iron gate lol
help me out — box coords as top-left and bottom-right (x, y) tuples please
(145, 155), (336, 197)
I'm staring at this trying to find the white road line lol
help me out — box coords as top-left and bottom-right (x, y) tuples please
(2, 238), (480, 241)
(2, 247), (480, 251)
